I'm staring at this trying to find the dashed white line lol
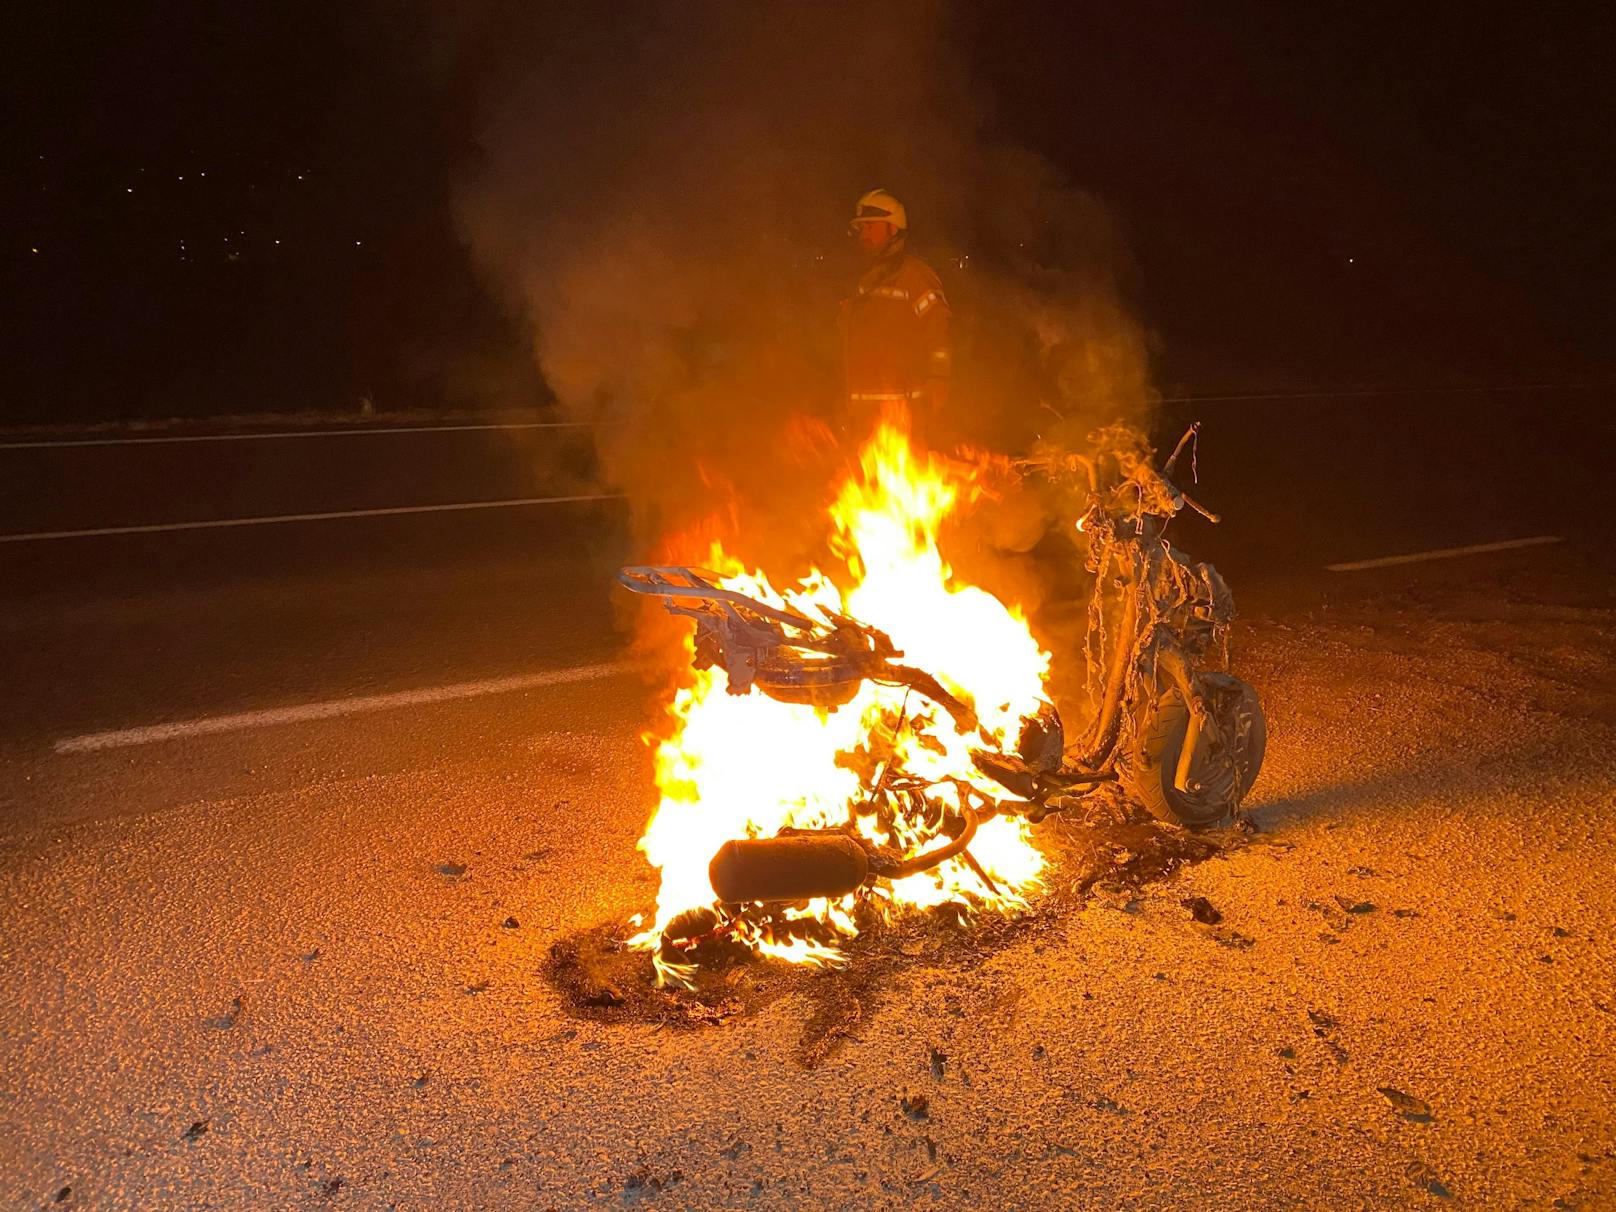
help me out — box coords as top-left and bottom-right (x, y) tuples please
(53, 662), (635, 754)
(0, 493), (626, 544)
(1325, 535), (1562, 572)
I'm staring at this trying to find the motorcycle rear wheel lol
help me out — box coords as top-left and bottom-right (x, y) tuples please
(1125, 676), (1265, 827)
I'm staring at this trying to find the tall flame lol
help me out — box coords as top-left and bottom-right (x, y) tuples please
(635, 409), (1051, 977)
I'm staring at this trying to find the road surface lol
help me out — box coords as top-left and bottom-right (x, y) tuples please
(2, 391), (1613, 1208)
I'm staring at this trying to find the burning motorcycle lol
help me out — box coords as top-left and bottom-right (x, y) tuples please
(618, 422), (1264, 963)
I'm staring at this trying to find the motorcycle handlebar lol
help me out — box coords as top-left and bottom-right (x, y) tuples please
(1014, 424), (1219, 524)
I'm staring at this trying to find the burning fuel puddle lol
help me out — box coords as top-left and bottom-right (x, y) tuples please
(543, 812), (1236, 1067)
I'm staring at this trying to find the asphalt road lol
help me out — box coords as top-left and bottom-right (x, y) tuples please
(1, 387), (1606, 759)
(1, 391), (1613, 1208)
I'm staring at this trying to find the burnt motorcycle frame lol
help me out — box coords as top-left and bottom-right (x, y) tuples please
(1018, 422), (1263, 827)
(617, 423), (1264, 905)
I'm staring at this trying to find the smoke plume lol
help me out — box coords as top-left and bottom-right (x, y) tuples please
(450, 1), (1156, 686)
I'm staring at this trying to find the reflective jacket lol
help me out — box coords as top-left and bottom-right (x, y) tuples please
(841, 248), (952, 403)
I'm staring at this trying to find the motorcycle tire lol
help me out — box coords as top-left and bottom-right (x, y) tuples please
(1125, 676), (1266, 827)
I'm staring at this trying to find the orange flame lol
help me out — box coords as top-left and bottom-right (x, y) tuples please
(633, 408), (1051, 982)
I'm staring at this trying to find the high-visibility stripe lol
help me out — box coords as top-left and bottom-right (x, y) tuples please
(914, 289), (944, 316)
(849, 391), (921, 402)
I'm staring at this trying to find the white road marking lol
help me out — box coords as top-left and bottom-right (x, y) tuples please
(54, 662), (635, 754)
(1325, 535), (1563, 572)
(0, 493), (625, 544)
(0, 421), (598, 451)
(1159, 383), (1573, 404)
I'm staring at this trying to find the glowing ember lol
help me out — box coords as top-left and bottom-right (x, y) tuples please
(630, 409), (1051, 983)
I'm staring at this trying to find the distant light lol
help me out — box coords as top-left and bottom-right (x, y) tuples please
(274, 239), (281, 245)
(125, 187), (133, 193)
(297, 174), (304, 180)
(31, 247), (39, 254)
(1347, 257), (1355, 264)
(354, 240), (362, 246)
(178, 175), (184, 180)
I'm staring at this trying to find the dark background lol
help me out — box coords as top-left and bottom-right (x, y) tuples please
(4, 1), (1612, 426)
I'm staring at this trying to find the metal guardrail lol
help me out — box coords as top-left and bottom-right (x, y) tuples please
(3, 382), (1605, 450)
(0, 420), (598, 451)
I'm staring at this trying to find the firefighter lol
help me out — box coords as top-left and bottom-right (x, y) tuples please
(842, 188), (952, 422)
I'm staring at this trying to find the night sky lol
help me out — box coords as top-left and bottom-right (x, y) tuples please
(5, 1), (1611, 425)
(971, 3), (1614, 389)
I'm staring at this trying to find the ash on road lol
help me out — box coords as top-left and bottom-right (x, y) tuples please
(2, 555), (1614, 1210)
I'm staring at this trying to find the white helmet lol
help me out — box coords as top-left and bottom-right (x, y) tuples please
(850, 188), (907, 232)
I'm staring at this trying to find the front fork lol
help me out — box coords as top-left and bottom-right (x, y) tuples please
(1153, 642), (1219, 793)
